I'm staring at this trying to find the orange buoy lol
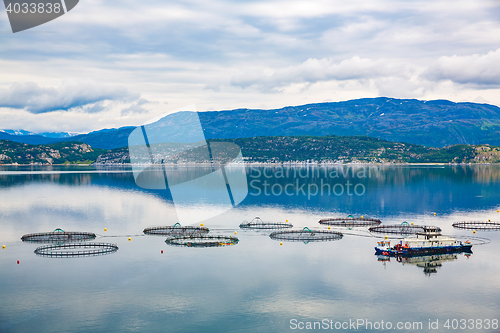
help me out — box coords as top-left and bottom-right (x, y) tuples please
(104, 228), (107, 232)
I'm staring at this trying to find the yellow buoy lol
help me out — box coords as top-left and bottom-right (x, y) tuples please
(488, 219), (491, 222)
(361, 215), (364, 218)
(385, 235), (388, 240)
(234, 231), (237, 235)
(128, 237), (131, 241)
(2, 245), (5, 249)
(328, 226), (331, 230)
(473, 230), (476, 234)
(280, 242), (283, 246)
(104, 228), (107, 232)
(286, 220), (288, 222)
(200, 223), (204, 227)
(433, 213), (436, 216)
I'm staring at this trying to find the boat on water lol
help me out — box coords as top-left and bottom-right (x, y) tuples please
(375, 226), (472, 257)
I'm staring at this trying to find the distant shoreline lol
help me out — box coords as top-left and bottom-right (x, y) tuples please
(2, 162), (499, 167)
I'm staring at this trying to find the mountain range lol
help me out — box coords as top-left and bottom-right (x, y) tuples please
(2, 97), (500, 149)
(0, 129), (77, 138)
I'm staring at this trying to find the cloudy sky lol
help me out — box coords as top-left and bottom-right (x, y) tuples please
(1, 0), (500, 133)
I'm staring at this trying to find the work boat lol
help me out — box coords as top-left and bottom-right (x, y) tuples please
(375, 226), (472, 257)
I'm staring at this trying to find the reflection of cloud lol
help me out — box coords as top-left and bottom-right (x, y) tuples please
(0, 181), (175, 241)
(0, 79), (140, 114)
(422, 49), (500, 87)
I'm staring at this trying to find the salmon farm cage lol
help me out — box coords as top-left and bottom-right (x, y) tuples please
(319, 216), (381, 227)
(239, 217), (293, 230)
(369, 224), (442, 235)
(165, 235), (239, 247)
(269, 227), (343, 242)
(452, 221), (500, 230)
(34, 243), (119, 257)
(21, 229), (96, 243)
(143, 223), (209, 236)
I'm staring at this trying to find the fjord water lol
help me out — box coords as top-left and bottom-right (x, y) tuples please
(1, 165), (500, 332)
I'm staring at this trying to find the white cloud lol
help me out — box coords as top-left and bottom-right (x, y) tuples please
(0, 79), (140, 113)
(231, 56), (406, 91)
(423, 49), (500, 86)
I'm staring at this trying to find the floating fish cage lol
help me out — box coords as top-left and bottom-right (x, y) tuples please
(165, 235), (239, 247)
(319, 215), (381, 227)
(239, 217), (293, 230)
(34, 243), (119, 258)
(143, 223), (209, 236)
(21, 229), (96, 243)
(269, 227), (343, 242)
(369, 224), (441, 235)
(452, 221), (500, 230)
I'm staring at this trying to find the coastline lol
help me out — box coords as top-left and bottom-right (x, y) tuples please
(1, 161), (498, 167)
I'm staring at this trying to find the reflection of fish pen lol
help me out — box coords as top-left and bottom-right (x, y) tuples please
(22, 229), (96, 243)
(143, 223), (209, 236)
(319, 215), (381, 227)
(269, 227), (343, 242)
(239, 217), (293, 230)
(34, 243), (119, 257)
(165, 235), (238, 247)
(452, 221), (500, 230)
(369, 224), (442, 235)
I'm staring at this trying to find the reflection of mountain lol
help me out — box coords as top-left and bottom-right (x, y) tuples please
(2, 165), (500, 214)
(377, 253), (471, 276)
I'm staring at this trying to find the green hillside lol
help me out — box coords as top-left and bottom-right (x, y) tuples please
(217, 136), (500, 163)
(0, 140), (107, 165)
(92, 135), (500, 165)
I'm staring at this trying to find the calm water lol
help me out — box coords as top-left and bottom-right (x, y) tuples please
(1, 165), (500, 332)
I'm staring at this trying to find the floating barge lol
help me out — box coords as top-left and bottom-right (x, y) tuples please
(375, 226), (472, 257)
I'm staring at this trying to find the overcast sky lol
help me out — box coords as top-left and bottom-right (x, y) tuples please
(1, 0), (500, 133)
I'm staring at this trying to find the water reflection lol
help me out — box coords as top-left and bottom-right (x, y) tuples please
(2, 166), (500, 332)
(377, 252), (472, 276)
(3, 164), (500, 215)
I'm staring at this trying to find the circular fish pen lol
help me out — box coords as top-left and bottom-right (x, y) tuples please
(165, 235), (239, 247)
(143, 223), (209, 236)
(21, 229), (96, 243)
(452, 221), (500, 230)
(239, 217), (293, 230)
(369, 224), (441, 235)
(34, 243), (119, 257)
(319, 215), (381, 227)
(269, 227), (343, 242)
